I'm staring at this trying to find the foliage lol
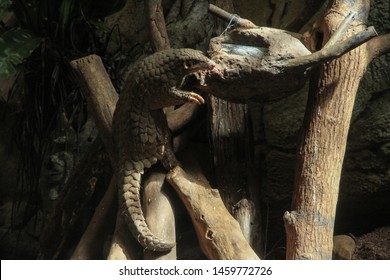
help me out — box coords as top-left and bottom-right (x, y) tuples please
(3, 0), (127, 232)
(0, 29), (40, 76)
(0, 0), (127, 77)
(0, 0), (11, 19)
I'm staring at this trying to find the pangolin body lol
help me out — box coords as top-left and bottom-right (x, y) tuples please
(112, 48), (220, 251)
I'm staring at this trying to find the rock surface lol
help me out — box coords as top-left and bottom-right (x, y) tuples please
(353, 227), (390, 260)
(333, 235), (356, 260)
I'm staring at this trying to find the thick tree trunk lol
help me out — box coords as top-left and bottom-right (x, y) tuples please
(208, 96), (262, 255)
(284, 0), (371, 260)
(69, 55), (137, 259)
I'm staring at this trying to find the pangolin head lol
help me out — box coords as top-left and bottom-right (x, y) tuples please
(175, 49), (223, 78)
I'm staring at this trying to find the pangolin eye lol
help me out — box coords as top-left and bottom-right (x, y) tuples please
(184, 60), (194, 69)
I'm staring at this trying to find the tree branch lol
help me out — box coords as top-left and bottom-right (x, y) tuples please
(366, 33), (390, 62)
(143, 170), (177, 260)
(70, 55), (118, 164)
(166, 164), (260, 260)
(283, 26), (377, 70)
(70, 55), (139, 259)
(208, 4), (257, 28)
(145, 0), (171, 51)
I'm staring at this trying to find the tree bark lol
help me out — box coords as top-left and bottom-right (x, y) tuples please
(207, 1), (263, 257)
(69, 53), (260, 260)
(166, 158), (260, 260)
(70, 55), (118, 164)
(284, 0), (372, 260)
(143, 170), (177, 260)
(145, 0), (170, 51)
(233, 199), (258, 247)
(70, 55), (141, 259)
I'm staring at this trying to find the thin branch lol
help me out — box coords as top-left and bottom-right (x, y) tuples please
(70, 55), (118, 164)
(208, 4), (257, 28)
(283, 26), (377, 70)
(284, 0), (372, 260)
(366, 33), (390, 62)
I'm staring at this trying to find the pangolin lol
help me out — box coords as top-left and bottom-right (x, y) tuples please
(112, 48), (221, 251)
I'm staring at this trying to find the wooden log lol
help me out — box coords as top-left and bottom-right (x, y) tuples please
(143, 170), (177, 260)
(208, 4), (257, 28)
(208, 95), (262, 256)
(70, 55), (118, 164)
(233, 199), (258, 249)
(166, 165), (260, 260)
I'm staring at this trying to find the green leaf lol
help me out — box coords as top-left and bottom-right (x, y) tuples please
(0, 0), (12, 20)
(58, 0), (75, 32)
(0, 29), (41, 77)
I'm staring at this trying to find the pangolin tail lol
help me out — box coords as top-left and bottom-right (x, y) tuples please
(119, 159), (175, 251)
